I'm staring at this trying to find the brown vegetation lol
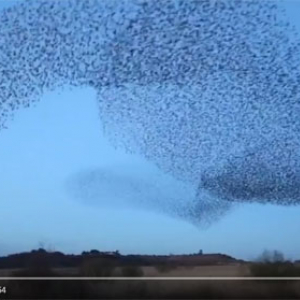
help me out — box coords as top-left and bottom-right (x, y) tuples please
(1, 249), (300, 299)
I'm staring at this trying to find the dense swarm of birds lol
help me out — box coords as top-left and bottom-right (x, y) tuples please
(65, 166), (197, 223)
(1, 0), (300, 225)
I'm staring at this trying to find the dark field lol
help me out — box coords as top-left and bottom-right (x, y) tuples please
(1, 249), (300, 299)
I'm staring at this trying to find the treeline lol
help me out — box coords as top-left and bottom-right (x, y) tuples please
(0, 248), (238, 269)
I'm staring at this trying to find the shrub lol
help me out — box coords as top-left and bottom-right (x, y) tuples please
(250, 250), (300, 277)
(155, 263), (178, 273)
(250, 261), (300, 277)
(80, 258), (116, 277)
(121, 265), (144, 277)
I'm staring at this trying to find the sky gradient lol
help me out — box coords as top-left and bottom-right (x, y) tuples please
(1, 0), (300, 261)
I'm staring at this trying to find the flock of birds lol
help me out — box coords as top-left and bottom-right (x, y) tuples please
(1, 0), (300, 225)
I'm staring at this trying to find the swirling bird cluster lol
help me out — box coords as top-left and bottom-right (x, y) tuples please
(1, 0), (300, 224)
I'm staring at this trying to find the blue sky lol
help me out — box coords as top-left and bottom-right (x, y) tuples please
(1, 0), (300, 261)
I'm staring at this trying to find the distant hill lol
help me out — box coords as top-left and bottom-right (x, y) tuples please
(0, 249), (244, 269)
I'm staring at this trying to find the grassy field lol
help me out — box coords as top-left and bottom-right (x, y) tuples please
(142, 263), (251, 277)
(1, 263), (300, 299)
(1, 252), (300, 298)
(0, 263), (250, 277)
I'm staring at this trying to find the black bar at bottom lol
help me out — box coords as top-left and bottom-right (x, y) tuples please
(1, 278), (300, 299)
